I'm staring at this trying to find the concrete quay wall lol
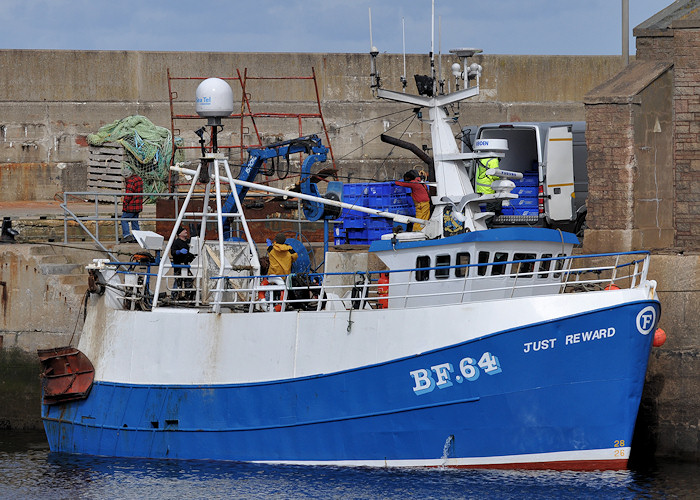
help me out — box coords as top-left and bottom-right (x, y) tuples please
(639, 253), (700, 461)
(0, 50), (626, 201)
(0, 243), (97, 430)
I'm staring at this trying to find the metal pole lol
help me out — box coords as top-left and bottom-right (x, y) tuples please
(212, 159), (227, 312)
(60, 204), (119, 261)
(430, 0), (435, 96)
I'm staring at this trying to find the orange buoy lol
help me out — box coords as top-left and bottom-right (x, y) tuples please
(653, 328), (667, 347)
(604, 283), (620, 290)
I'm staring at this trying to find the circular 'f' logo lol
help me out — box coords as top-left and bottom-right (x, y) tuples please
(636, 306), (657, 335)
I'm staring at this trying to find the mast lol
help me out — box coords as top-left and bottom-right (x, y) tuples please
(430, 0), (436, 97)
(401, 18), (407, 92)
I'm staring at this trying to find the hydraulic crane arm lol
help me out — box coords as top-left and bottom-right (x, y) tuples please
(222, 135), (328, 220)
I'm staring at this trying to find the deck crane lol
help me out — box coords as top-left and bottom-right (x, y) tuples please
(222, 134), (338, 223)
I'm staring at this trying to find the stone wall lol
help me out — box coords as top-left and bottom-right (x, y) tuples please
(0, 347), (42, 430)
(673, 22), (700, 248)
(639, 253), (700, 460)
(583, 60), (675, 253)
(632, 70), (676, 250)
(0, 244), (98, 351)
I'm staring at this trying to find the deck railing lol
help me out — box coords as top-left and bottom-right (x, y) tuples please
(101, 251), (652, 313)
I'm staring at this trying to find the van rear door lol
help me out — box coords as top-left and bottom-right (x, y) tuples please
(544, 126), (575, 222)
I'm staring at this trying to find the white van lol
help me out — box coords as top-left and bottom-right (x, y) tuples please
(462, 122), (587, 235)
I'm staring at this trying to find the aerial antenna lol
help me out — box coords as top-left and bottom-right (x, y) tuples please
(369, 7), (380, 93)
(400, 17), (407, 92)
(430, 0), (435, 97)
(438, 15), (444, 95)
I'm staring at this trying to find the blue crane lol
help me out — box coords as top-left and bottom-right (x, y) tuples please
(222, 135), (342, 251)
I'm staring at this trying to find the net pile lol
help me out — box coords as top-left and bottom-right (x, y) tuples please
(88, 115), (184, 198)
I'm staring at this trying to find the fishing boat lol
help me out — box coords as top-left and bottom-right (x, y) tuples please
(39, 34), (662, 471)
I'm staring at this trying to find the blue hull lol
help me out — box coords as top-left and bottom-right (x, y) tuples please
(42, 301), (658, 468)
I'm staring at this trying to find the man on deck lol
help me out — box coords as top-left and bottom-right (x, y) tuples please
(121, 171), (143, 242)
(476, 157), (502, 217)
(395, 170), (431, 231)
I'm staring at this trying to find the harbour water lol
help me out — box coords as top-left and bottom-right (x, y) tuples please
(1, 431), (698, 499)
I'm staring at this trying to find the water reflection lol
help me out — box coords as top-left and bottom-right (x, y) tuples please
(1, 431), (697, 499)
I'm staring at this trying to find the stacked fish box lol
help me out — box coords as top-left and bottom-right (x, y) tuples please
(503, 172), (539, 216)
(334, 182), (414, 245)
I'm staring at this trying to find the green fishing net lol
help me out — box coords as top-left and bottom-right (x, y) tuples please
(88, 115), (184, 198)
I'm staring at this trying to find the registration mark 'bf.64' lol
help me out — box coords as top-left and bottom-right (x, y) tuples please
(409, 352), (502, 396)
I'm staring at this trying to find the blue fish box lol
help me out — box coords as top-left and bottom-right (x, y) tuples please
(509, 197), (539, 208)
(502, 206), (539, 216)
(514, 173), (539, 187)
(512, 186), (538, 197)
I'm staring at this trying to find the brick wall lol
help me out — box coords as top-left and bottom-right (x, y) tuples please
(584, 103), (636, 231)
(673, 25), (700, 248)
(636, 34), (675, 61)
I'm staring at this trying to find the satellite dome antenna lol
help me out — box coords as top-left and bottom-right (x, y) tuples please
(195, 77), (234, 153)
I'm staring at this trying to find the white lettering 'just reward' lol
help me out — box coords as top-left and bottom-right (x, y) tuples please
(523, 327), (616, 353)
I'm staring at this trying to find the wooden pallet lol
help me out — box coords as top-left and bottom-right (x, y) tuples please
(87, 143), (125, 202)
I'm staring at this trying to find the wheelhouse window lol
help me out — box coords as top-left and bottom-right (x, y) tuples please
(415, 256), (431, 281)
(553, 253), (567, 278)
(435, 255), (451, 279)
(492, 252), (509, 276)
(538, 254), (553, 279)
(455, 252), (471, 278)
(512, 253), (536, 278)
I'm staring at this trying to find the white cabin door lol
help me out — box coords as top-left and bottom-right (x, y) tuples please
(544, 126), (575, 222)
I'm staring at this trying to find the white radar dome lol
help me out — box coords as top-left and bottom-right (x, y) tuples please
(195, 78), (234, 118)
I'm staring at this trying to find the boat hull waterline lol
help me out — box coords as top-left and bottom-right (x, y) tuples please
(42, 298), (659, 470)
